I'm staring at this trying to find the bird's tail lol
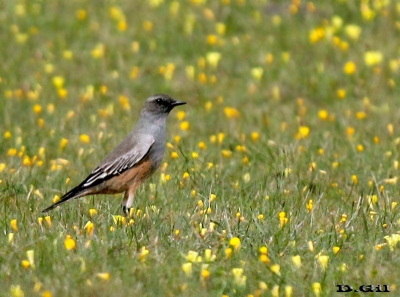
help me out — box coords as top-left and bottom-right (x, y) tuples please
(42, 186), (88, 213)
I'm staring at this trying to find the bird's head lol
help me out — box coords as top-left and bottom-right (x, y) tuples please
(144, 93), (186, 115)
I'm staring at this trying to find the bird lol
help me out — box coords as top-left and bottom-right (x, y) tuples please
(42, 93), (186, 214)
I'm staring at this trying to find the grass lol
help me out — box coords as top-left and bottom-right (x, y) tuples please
(1, 0), (400, 296)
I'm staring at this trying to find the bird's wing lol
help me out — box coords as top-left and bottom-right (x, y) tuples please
(82, 134), (155, 188)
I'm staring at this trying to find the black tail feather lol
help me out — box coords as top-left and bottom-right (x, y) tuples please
(42, 186), (87, 213)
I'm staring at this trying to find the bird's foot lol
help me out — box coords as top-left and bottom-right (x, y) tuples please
(122, 205), (130, 217)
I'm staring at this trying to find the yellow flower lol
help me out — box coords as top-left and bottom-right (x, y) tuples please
(143, 21), (153, 31)
(292, 255), (302, 268)
(6, 148), (18, 157)
(361, 3), (375, 20)
(96, 272), (110, 281)
(356, 144), (364, 152)
(216, 22), (226, 35)
(307, 240), (314, 253)
(259, 254), (270, 263)
(118, 20), (127, 31)
(225, 247), (232, 259)
(343, 61), (356, 75)
(388, 123), (394, 135)
(204, 248), (216, 261)
(356, 111), (366, 119)
(352, 175), (359, 185)
(285, 286), (293, 297)
(91, 43), (105, 59)
(265, 53), (274, 64)
(317, 255), (329, 271)
(4, 131), (12, 139)
(176, 110), (186, 121)
(181, 262), (192, 277)
(312, 282), (322, 297)
(296, 126), (310, 139)
(223, 107), (240, 119)
(333, 246), (341, 254)
(306, 199), (313, 212)
(206, 52), (221, 68)
(251, 67), (264, 81)
(221, 150), (232, 158)
(384, 234), (400, 251)
(271, 285), (280, 297)
(337, 88), (346, 99)
(52, 76), (65, 89)
(84, 221), (94, 237)
(79, 134), (90, 144)
(243, 173), (251, 183)
(11, 219), (18, 232)
(346, 126), (355, 136)
(10, 285), (24, 297)
(365, 51), (383, 66)
(130, 66), (139, 79)
(229, 237), (241, 250)
(76, 9), (87, 20)
(118, 95), (131, 111)
(270, 264), (281, 276)
(21, 260), (31, 269)
(64, 235), (76, 250)
(201, 269), (210, 280)
(207, 34), (218, 45)
(45, 215), (52, 227)
(375, 243), (387, 250)
(186, 250), (200, 262)
(180, 121), (190, 131)
(231, 268), (246, 286)
(205, 101), (213, 111)
(318, 109), (328, 120)
(33, 104), (42, 114)
(57, 88), (68, 99)
(309, 27), (325, 43)
(209, 194), (216, 202)
(59, 138), (68, 150)
(42, 291), (52, 297)
(15, 33), (28, 43)
(251, 132), (259, 142)
(258, 245), (267, 253)
(198, 141), (206, 150)
(345, 24), (361, 40)
(26, 250), (35, 269)
(279, 212), (288, 227)
(173, 136), (181, 143)
(185, 65), (195, 80)
(63, 50), (73, 60)
(139, 246), (150, 261)
(331, 16), (343, 30)
(89, 208), (97, 217)
(112, 215), (126, 225)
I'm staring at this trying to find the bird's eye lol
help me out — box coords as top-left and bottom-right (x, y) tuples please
(156, 98), (163, 104)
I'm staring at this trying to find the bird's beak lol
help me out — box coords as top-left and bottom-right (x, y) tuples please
(171, 100), (187, 107)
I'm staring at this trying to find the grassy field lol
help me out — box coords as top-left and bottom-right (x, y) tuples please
(1, 0), (400, 296)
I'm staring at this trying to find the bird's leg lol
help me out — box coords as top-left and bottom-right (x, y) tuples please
(121, 191), (130, 216)
(121, 187), (136, 216)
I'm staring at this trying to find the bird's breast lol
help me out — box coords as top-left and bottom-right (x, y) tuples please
(148, 139), (165, 171)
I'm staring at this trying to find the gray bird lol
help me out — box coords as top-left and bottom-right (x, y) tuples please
(42, 93), (186, 214)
